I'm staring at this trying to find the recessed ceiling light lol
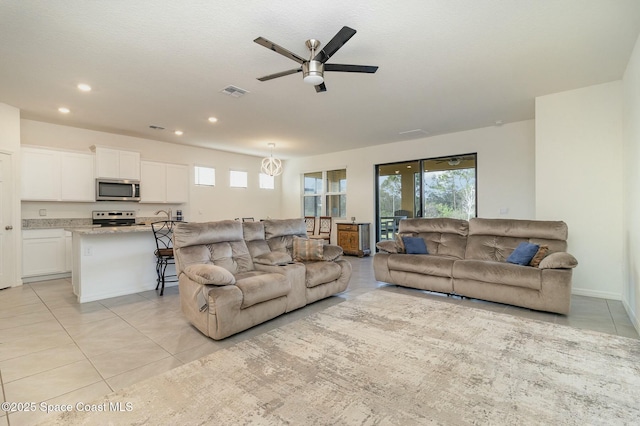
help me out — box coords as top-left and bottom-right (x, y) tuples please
(174, 130), (183, 136)
(58, 107), (70, 114)
(495, 120), (504, 126)
(77, 83), (92, 92)
(407, 165), (412, 168)
(208, 117), (218, 123)
(395, 170), (399, 174)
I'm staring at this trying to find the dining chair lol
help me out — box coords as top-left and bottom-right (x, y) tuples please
(304, 216), (316, 237)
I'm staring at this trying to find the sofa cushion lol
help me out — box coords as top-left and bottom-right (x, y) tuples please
(183, 264), (236, 286)
(453, 260), (542, 290)
(395, 232), (415, 253)
(506, 242), (539, 266)
(539, 252), (578, 269)
(293, 236), (324, 261)
(529, 245), (549, 267)
(234, 271), (290, 309)
(402, 236), (429, 254)
(387, 254), (455, 278)
(304, 261), (343, 288)
(253, 251), (292, 265)
(398, 218), (468, 259)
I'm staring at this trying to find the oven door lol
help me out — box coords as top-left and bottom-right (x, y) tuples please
(96, 179), (141, 201)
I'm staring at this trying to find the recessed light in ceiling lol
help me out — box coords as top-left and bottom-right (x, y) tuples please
(77, 83), (92, 92)
(174, 130), (184, 136)
(58, 107), (70, 114)
(208, 117), (218, 123)
(494, 120), (504, 126)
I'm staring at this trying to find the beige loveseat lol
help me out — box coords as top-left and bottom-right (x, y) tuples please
(373, 218), (578, 314)
(173, 218), (352, 339)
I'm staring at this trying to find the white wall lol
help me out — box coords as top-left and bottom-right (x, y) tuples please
(282, 120), (536, 243)
(20, 120), (283, 222)
(622, 34), (640, 330)
(0, 103), (23, 286)
(535, 81), (624, 300)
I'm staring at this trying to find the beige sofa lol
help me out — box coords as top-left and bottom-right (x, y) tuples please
(173, 218), (352, 340)
(373, 218), (578, 314)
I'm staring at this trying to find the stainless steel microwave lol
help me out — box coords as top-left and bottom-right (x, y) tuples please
(96, 178), (141, 201)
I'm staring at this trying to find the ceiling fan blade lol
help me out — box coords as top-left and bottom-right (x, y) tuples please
(315, 82), (327, 93)
(313, 26), (357, 63)
(324, 64), (378, 73)
(257, 68), (302, 82)
(254, 37), (306, 64)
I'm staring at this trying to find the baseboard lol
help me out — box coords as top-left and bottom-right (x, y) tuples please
(571, 287), (622, 300)
(622, 299), (640, 335)
(22, 272), (71, 284)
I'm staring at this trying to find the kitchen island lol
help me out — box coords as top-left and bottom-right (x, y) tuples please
(67, 225), (176, 303)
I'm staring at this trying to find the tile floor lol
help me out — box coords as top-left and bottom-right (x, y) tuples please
(0, 256), (637, 425)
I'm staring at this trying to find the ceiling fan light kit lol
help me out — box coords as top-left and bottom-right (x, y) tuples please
(254, 26), (378, 93)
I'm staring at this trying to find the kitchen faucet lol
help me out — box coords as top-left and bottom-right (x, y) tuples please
(154, 209), (172, 220)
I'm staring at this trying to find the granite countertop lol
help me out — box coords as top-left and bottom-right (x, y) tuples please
(23, 216), (165, 230)
(67, 225), (153, 235)
(22, 218), (94, 230)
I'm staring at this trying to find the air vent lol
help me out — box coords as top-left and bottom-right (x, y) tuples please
(149, 125), (165, 130)
(221, 85), (249, 98)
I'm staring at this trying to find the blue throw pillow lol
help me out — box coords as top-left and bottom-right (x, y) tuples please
(402, 236), (428, 254)
(506, 242), (540, 266)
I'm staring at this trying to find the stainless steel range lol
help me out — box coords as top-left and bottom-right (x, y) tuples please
(92, 210), (136, 227)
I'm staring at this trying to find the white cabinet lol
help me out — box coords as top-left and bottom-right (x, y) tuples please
(21, 148), (60, 201)
(61, 153), (95, 201)
(22, 147), (95, 202)
(65, 231), (72, 272)
(140, 161), (188, 204)
(93, 146), (140, 180)
(22, 229), (69, 278)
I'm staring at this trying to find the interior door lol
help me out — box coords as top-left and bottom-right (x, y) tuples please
(0, 152), (14, 289)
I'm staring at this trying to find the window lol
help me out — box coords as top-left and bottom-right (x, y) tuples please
(194, 166), (215, 186)
(375, 154), (476, 241)
(302, 169), (347, 217)
(259, 173), (275, 189)
(229, 170), (248, 188)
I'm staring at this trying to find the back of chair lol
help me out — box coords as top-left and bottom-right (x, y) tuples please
(304, 216), (316, 236)
(317, 216), (332, 238)
(151, 221), (177, 253)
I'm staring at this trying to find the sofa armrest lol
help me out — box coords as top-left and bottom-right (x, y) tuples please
(538, 252), (578, 269)
(376, 240), (398, 254)
(322, 244), (344, 261)
(183, 264), (236, 285)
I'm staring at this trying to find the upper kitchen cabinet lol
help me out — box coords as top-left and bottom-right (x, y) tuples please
(93, 146), (140, 180)
(140, 161), (189, 204)
(22, 147), (95, 202)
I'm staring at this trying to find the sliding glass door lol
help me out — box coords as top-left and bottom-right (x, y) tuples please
(375, 154), (477, 242)
(376, 161), (420, 240)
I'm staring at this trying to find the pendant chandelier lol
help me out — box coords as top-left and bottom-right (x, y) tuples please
(261, 143), (283, 176)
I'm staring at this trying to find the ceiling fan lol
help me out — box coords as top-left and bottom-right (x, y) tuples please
(254, 26), (378, 93)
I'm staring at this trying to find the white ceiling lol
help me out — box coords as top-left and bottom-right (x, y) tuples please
(1, 1), (639, 159)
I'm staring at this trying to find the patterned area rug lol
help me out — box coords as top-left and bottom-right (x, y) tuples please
(45, 291), (640, 425)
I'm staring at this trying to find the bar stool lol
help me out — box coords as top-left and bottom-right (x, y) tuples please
(151, 220), (179, 295)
